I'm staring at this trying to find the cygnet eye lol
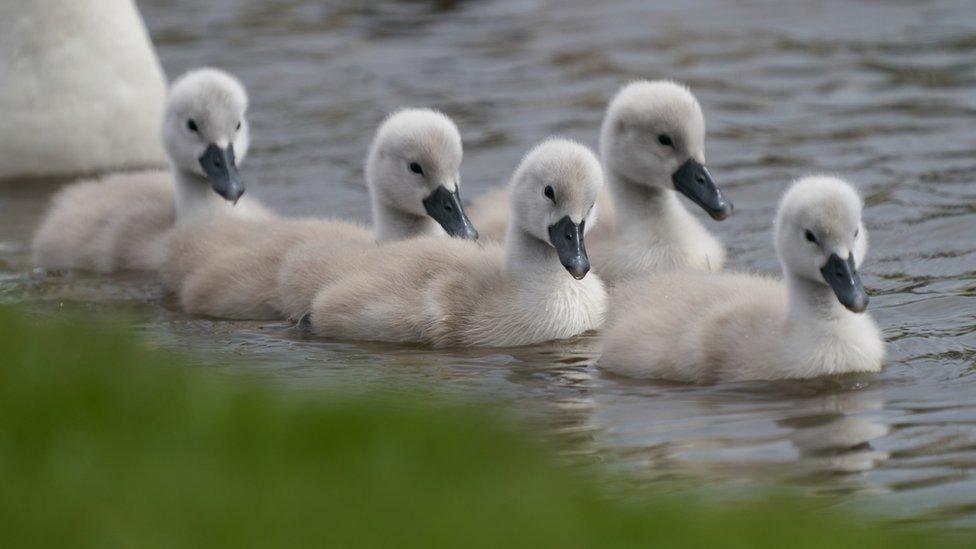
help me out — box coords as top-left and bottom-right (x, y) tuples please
(658, 134), (674, 147)
(236, 121), (242, 131)
(854, 227), (860, 239)
(409, 162), (424, 175)
(543, 185), (556, 203)
(804, 229), (818, 244)
(187, 119), (199, 132)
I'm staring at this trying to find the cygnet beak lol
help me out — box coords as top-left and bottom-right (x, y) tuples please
(821, 253), (870, 313)
(422, 185), (479, 240)
(672, 158), (732, 221)
(548, 216), (590, 280)
(199, 143), (244, 205)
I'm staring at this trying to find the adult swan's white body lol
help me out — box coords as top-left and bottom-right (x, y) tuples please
(0, 0), (167, 179)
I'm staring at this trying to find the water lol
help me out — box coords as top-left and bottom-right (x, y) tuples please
(2, 0), (975, 528)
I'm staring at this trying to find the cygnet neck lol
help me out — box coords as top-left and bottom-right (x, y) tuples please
(504, 225), (567, 280)
(371, 199), (439, 242)
(606, 168), (689, 244)
(173, 166), (232, 223)
(785, 269), (851, 323)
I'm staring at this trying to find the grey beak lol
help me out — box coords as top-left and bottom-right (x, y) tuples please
(672, 158), (732, 221)
(199, 143), (244, 204)
(548, 215), (589, 280)
(821, 253), (869, 313)
(422, 185), (479, 240)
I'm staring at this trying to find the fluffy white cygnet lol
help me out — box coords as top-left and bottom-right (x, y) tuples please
(469, 80), (732, 285)
(170, 109), (478, 320)
(600, 176), (883, 383)
(31, 68), (268, 273)
(301, 138), (608, 347)
(366, 109), (477, 242)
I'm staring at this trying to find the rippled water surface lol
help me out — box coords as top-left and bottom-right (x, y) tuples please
(2, 0), (975, 529)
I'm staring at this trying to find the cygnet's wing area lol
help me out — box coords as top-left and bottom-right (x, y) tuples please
(158, 213), (265, 290)
(32, 171), (173, 272)
(178, 218), (372, 320)
(276, 238), (378, 321)
(308, 237), (487, 343)
(600, 271), (783, 382)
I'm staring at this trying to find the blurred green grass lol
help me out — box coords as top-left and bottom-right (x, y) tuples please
(0, 306), (949, 548)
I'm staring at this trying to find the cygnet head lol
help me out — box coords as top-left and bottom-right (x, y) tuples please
(774, 176), (870, 313)
(508, 138), (603, 280)
(600, 80), (732, 220)
(162, 68), (250, 204)
(366, 109), (477, 240)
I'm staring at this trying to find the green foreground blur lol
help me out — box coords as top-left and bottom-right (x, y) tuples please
(0, 306), (946, 548)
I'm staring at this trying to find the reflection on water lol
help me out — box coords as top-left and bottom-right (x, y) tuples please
(1, 0), (975, 528)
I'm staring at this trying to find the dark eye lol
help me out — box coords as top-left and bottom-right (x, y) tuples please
(805, 230), (818, 243)
(409, 162), (423, 175)
(187, 119), (198, 132)
(543, 185), (556, 202)
(236, 121), (242, 131)
(854, 228), (860, 238)
(658, 134), (674, 147)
